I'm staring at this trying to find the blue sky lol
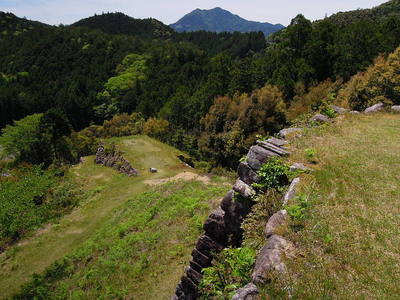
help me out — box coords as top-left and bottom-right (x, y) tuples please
(0, 0), (386, 26)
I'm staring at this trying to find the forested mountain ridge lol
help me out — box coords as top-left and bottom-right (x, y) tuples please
(1, 0), (400, 168)
(327, 0), (400, 25)
(170, 7), (284, 36)
(0, 11), (49, 34)
(71, 12), (174, 39)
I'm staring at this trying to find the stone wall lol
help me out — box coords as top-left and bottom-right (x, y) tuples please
(173, 103), (398, 299)
(94, 144), (139, 176)
(171, 137), (290, 300)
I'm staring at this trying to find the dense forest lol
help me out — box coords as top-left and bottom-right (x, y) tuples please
(1, 1), (400, 297)
(1, 0), (400, 168)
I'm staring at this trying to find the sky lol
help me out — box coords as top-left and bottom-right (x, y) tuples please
(0, 0), (386, 26)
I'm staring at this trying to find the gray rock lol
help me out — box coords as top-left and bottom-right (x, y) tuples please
(282, 177), (300, 206)
(191, 249), (212, 267)
(266, 137), (288, 148)
(186, 267), (203, 285)
(189, 260), (203, 273)
(391, 105), (400, 112)
(195, 235), (224, 257)
(350, 111), (360, 114)
(246, 145), (279, 171)
(231, 283), (259, 300)
(265, 210), (289, 238)
(257, 140), (290, 156)
(310, 113), (330, 123)
(203, 208), (227, 244)
(220, 190), (235, 212)
(252, 235), (295, 284)
(233, 179), (256, 198)
(180, 275), (198, 298)
(364, 102), (384, 113)
(330, 105), (349, 114)
(279, 128), (303, 139)
(289, 163), (313, 172)
(238, 162), (260, 185)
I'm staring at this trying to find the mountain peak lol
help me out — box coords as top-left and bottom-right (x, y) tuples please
(170, 8), (284, 36)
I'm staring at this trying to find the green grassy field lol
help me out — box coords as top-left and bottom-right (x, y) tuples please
(268, 113), (400, 298)
(0, 135), (227, 299)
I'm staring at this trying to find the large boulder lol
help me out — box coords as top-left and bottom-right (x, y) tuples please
(265, 210), (289, 238)
(231, 283), (259, 300)
(364, 102), (384, 113)
(238, 162), (260, 185)
(310, 113), (330, 124)
(246, 145), (278, 171)
(279, 128), (303, 139)
(233, 179), (256, 199)
(252, 235), (295, 284)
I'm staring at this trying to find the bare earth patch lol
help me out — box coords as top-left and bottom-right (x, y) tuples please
(144, 171), (211, 186)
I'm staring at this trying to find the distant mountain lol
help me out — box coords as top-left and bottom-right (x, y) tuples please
(327, 0), (400, 25)
(71, 12), (174, 39)
(170, 7), (284, 36)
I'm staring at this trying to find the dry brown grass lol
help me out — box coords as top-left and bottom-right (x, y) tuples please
(268, 113), (400, 299)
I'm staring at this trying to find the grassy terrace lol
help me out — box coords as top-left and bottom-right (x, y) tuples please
(0, 135), (228, 299)
(269, 113), (400, 298)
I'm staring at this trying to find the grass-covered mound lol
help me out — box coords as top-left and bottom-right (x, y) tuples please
(15, 180), (227, 300)
(266, 113), (400, 298)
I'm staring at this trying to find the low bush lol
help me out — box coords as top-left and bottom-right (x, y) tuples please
(199, 247), (256, 300)
(252, 157), (291, 192)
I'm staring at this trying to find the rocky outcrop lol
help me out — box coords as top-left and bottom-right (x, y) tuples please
(171, 137), (290, 300)
(364, 102), (384, 113)
(95, 145), (138, 176)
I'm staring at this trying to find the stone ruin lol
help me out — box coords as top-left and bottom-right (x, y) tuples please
(171, 137), (293, 300)
(94, 144), (139, 176)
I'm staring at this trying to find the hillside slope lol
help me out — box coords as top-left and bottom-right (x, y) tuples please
(170, 7), (284, 36)
(0, 135), (227, 299)
(265, 113), (400, 298)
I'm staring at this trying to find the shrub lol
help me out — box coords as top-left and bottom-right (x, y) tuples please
(252, 157), (291, 191)
(143, 118), (170, 140)
(337, 47), (400, 110)
(304, 148), (317, 163)
(199, 247), (256, 300)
